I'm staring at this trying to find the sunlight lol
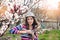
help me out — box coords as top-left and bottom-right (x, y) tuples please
(46, 0), (60, 19)
(46, 0), (60, 10)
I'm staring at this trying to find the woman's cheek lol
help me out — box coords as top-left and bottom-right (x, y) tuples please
(28, 20), (33, 24)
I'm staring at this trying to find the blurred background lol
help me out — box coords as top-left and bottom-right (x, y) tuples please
(0, 0), (60, 40)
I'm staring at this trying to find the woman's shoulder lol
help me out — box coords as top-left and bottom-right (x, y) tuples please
(21, 24), (27, 28)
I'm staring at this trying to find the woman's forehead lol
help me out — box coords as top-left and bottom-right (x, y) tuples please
(27, 16), (34, 19)
(27, 16), (33, 18)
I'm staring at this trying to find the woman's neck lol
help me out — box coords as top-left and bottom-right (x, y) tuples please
(29, 25), (32, 30)
(29, 25), (32, 26)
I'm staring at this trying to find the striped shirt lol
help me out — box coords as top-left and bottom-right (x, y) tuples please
(9, 24), (38, 40)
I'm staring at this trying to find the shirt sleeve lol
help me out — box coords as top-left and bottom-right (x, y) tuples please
(9, 25), (22, 34)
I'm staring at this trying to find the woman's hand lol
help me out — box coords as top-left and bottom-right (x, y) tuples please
(26, 30), (36, 38)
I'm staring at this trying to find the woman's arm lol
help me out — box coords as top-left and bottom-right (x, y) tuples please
(17, 30), (27, 34)
(17, 30), (33, 34)
(9, 25), (23, 34)
(9, 25), (32, 34)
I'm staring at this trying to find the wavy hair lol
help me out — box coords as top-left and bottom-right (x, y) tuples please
(25, 16), (38, 30)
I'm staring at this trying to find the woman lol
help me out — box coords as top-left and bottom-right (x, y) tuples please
(9, 11), (40, 40)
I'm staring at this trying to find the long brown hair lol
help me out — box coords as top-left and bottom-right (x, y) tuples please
(25, 16), (38, 30)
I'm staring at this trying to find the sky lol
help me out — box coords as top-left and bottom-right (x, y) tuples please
(38, 0), (60, 10)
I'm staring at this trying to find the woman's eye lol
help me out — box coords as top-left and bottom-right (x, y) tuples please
(27, 18), (29, 20)
(31, 18), (33, 20)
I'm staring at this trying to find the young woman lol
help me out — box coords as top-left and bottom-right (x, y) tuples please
(9, 11), (40, 40)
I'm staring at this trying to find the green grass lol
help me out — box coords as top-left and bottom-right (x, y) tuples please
(38, 30), (60, 40)
(1, 29), (21, 40)
(1, 30), (60, 40)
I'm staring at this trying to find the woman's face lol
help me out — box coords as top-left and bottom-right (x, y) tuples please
(27, 16), (34, 25)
